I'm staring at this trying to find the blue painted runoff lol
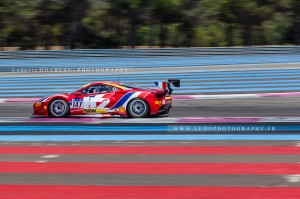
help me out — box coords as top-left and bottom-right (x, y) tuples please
(0, 134), (299, 141)
(0, 125), (300, 132)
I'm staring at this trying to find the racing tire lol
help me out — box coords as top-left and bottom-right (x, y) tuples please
(49, 99), (69, 118)
(127, 98), (149, 118)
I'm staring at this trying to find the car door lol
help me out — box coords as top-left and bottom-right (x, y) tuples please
(81, 84), (119, 114)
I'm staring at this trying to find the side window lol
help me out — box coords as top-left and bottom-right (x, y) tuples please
(81, 86), (91, 95)
(82, 85), (111, 94)
(81, 85), (120, 95)
(111, 86), (120, 92)
(98, 85), (110, 93)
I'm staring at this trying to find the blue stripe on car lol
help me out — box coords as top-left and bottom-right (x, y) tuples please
(110, 92), (135, 109)
(39, 97), (48, 102)
(73, 98), (83, 101)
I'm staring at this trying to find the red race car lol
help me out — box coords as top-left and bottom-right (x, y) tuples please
(33, 79), (180, 118)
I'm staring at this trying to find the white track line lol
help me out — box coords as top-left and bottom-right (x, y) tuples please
(0, 99), (6, 103)
(192, 94), (258, 99)
(285, 175), (300, 183)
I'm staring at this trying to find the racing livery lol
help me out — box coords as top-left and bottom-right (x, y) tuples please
(33, 80), (180, 118)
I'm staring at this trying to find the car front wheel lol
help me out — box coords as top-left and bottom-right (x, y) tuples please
(49, 99), (69, 117)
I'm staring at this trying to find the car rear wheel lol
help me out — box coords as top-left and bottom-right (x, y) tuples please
(127, 98), (149, 118)
(49, 99), (69, 117)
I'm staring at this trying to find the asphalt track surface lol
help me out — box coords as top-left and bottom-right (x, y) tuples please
(0, 140), (299, 199)
(0, 97), (299, 117)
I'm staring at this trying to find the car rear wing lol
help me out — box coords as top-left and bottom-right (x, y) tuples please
(154, 79), (180, 95)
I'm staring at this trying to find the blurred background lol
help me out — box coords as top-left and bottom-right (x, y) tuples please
(0, 1), (300, 199)
(0, 0), (299, 50)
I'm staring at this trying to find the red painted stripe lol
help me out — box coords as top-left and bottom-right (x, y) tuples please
(103, 93), (113, 98)
(0, 162), (298, 174)
(0, 146), (299, 154)
(0, 185), (299, 199)
(162, 82), (167, 90)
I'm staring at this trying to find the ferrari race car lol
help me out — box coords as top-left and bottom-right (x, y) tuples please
(33, 79), (180, 118)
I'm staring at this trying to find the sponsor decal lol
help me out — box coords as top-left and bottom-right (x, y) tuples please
(71, 101), (83, 108)
(71, 98), (83, 108)
(83, 108), (107, 113)
(119, 106), (126, 114)
(97, 109), (108, 113)
(82, 94), (112, 110)
(83, 109), (96, 113)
